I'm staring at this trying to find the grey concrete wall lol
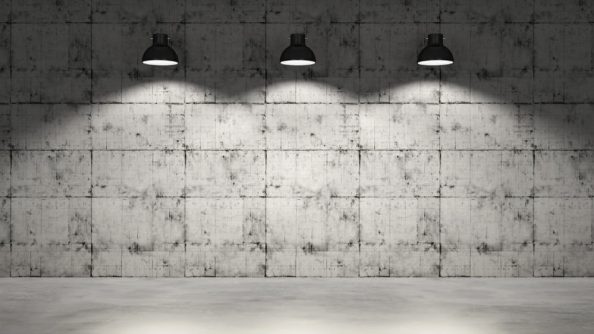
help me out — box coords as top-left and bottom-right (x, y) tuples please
(0, 0), (593, 277)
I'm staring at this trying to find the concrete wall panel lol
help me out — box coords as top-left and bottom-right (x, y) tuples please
(0, 0), (592, 276)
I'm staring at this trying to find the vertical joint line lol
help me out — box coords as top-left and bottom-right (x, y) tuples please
(438, 150), (442, 277)
(89, 112), (93, 276)
(437, 0), (443, 277)
(8, 150), (12, 276)
(531, 0), (536, 277)
(183, 3), (189, 277)
(357, 0), (362, 278)
(263, 0), (268, 278)
(7, 0), (12, 277)
(183, 149), (188, 277)
(264, 149), (268, 277)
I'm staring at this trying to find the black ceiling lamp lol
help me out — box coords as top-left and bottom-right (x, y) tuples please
(280, 33), (316, 66)
(417, 33), (454, 66)
(142, 33), (179, 66)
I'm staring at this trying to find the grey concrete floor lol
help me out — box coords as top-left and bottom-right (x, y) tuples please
(0, 278), (593, 334)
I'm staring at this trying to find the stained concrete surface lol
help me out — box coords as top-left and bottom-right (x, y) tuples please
(0, 278), (593, 334)
(2, 0), (594, 277)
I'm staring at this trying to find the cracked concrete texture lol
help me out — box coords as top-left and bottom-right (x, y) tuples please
(0, 0), (593, 277)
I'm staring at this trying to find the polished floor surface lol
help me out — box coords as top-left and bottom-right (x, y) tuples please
(0, 278), (593, 334)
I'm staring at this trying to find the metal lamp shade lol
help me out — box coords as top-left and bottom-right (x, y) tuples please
(142, 33), (179, 66)
(280, 33), (316, 66)
(417, 33), (454, 66)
